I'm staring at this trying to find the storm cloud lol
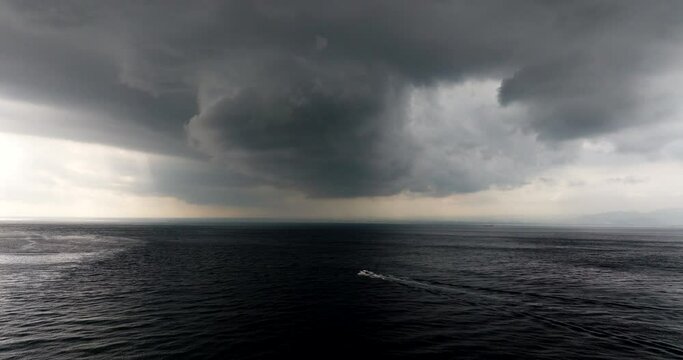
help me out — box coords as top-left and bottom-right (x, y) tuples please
(1, 0), (683, 202)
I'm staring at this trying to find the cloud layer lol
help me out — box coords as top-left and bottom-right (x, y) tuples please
(2, 1), (683, 204)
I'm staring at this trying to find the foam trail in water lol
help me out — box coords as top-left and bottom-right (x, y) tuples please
(357, 270), (683, 356)
(0, 231), (141, 265)
(357, 270), (389, 279)
(358, 270), (453, 293)
(358, 270), (413, 283)
(358, 270), (667, 311)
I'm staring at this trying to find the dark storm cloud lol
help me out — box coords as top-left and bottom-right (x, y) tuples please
(186, 57), (415, 197)
(1, 0), (682, 201)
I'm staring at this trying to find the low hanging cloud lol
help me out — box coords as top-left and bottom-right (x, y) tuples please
(2, 0), (683, 203)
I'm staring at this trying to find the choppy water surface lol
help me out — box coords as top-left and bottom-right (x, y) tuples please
(1, 223), (682, 359)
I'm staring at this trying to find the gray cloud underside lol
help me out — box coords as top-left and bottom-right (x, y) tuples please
(1, 0), (683, 203)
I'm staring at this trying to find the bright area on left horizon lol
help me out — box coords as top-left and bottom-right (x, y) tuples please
(0, 130), (243, 219)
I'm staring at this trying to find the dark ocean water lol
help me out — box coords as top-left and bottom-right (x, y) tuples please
(1, 222), (682, 359)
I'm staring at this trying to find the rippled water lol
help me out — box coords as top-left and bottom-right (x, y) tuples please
(1, 223), (682, 359)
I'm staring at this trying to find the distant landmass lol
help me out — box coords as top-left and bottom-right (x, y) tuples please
(574, 208), (683, 227)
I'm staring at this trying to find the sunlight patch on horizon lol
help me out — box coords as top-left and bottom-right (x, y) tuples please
(0, 132), (244, 218)
(0, 133), (25, 184)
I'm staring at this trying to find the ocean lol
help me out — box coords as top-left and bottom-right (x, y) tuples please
(0, 222), (682, 359)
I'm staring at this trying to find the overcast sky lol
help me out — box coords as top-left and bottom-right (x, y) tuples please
(2, 0), (683, 220)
